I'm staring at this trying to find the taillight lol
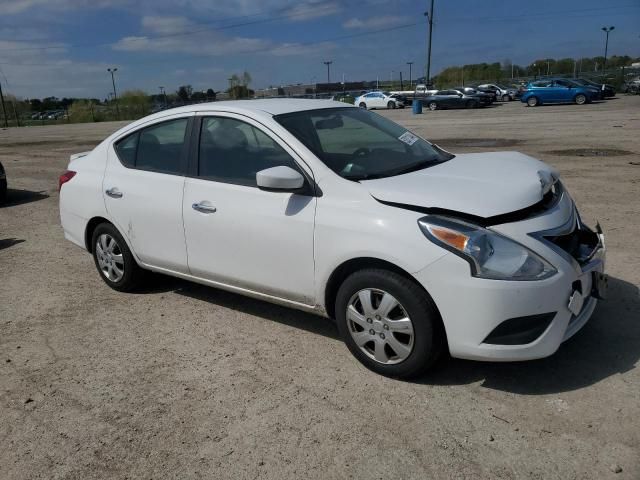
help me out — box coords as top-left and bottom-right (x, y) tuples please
(58, 170), (76, 191)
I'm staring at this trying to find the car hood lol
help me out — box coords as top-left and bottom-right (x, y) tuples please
(361, 151), (558, 218)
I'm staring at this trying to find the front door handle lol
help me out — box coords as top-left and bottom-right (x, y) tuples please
(192, 202), (217, 214)
(105, 187), (123, 198)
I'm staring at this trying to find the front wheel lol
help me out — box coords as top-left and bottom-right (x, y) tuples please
(387, 101), (396, 109)
(359, 102), (367, 109)
(526, 96), (539, 107)
(91, 223), (144, 292)
(428, 101), (438, 111)
(574, 94), (587, 105)
(335, 269), (445, 378)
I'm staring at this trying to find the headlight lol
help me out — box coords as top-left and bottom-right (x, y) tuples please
(418, 215), (556, 281)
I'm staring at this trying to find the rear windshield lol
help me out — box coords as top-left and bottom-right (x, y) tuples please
(274, 107), (453, 181)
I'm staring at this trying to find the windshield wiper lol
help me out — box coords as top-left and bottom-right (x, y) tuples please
(386, 159), (435, 177)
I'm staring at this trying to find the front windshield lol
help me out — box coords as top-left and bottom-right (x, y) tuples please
(275, 107), (453, 181)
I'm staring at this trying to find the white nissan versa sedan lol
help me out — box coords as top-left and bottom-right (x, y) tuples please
(59, 99), (607, 378)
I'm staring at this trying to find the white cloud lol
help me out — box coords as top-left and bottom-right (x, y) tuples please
(343, 15), (410, 29)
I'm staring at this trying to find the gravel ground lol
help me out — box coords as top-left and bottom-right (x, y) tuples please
(1, 96), (639, 480)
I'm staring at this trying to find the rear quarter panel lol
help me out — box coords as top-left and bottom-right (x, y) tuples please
(59, 142), (109, 249)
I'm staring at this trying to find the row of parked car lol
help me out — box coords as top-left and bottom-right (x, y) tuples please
(331, 76), (618, 112)
(31, 110), (67, 120)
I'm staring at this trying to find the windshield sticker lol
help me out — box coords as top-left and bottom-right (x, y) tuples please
(398, 131), (419, 146)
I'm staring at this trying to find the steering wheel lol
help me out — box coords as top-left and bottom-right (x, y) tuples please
(352, 147), (371, 158)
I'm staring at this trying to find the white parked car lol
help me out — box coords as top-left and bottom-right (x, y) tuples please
(59, 99), (607, 378)
(354, 91), (404, 110)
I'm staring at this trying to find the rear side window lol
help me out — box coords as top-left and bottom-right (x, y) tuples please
(114, 132), (138, 168)
(198, 117), (300, 187)
(114, 118), (188, 175)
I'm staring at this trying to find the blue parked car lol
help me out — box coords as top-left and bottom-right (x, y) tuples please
(521, 79), (598, 107)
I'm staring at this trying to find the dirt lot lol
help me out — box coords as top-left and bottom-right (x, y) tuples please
(1, 97), (639, 479)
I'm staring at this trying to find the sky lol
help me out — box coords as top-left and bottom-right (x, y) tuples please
(0, 0), (638, 99)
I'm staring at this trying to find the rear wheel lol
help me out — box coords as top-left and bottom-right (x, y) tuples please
(387, 101), (396, 109)
(526, 96), (539, 107)
(359, 102), (367, 109)
(574, 94), (587, 105)
(91, 223), (144, 292)
(428, 101), (438, 111)
(335, 269), (445, 378)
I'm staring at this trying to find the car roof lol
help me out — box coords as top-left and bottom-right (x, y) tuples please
(150, 98), (353, 118)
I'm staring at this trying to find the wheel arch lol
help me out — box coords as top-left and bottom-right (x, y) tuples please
(323, 257), (435, 317)
(85, 216), (146, 268)
(85, 216), (111, 252)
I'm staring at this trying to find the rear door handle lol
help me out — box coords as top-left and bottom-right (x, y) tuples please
(192, 202), (217, 214)
(105, 187), (123, 198)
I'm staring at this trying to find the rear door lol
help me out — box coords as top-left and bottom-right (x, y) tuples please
(103, 113), (193, 272)
(182, 113), (316, 304)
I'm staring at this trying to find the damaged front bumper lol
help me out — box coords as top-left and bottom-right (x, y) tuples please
(413, 194), (607, 362)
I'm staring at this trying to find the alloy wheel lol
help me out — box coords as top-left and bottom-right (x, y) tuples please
(346, 288), (415, 365)
(95, 233), (125, 282)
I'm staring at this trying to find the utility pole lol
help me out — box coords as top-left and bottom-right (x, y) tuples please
(107, 68), (120, 119)
(424, 0), (435, 88)
(602, 26), (615, 76)
(159, 86), (167, 108)
(323, 60), (332, 84)
(0, 79), (7, 128)
(399, 71), (404, 90)
(406, 62), (414, 88)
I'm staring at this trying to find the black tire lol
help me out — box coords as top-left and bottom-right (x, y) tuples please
(359, 102), (367, 109)
(0, 179), (7, 205)
(428, 101), (438, 111)
(526, 96), (539, 107)
(91, 222), (144, 292)
(335, 268), (445, 378)
(387, 101), (396, 109)
(466, 100), (478, 109)
(574, 94), (587, 105)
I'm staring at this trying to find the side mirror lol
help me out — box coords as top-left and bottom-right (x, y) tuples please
(256, 166), (304, 191)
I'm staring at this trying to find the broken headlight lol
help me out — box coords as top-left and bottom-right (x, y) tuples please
(418, 215), (557, 281)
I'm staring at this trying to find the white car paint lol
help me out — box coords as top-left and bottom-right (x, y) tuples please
(59, 98), (606, 364)
(362, 151), (557, 218)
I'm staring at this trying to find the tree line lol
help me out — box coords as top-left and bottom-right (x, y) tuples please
(1, 70), (254, 126)
(432, 55), (639, 88)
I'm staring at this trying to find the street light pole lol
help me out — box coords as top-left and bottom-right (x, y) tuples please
(424, 0), (435, 88)
(601, 26), (615, 76)
(0, 79), (8, 128)
(107, 68), (120, 119)
(159, 86), (167, 108)
(407, 62), (413, 88)
(323, 60), (333, 84)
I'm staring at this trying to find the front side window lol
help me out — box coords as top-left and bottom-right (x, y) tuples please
(198, 117), (300, 187)
(275, 107), (453, 181)
(114, 118), (188, 175)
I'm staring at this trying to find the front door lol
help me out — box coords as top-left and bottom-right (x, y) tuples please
(182, 114), (316, 304)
